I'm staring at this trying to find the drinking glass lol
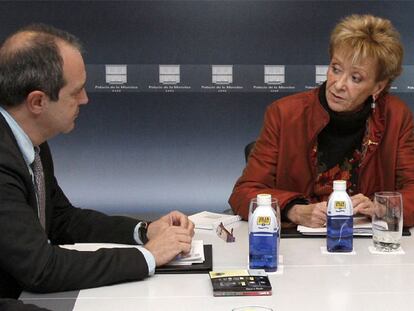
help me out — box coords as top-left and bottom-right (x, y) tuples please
(372, 192), (403, 251)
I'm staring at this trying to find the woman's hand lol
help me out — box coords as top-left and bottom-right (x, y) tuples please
(287, 202), (327, 228)
(351, 193), (374, 217)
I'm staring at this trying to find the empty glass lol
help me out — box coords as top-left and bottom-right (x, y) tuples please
(372, 192), (403, 251)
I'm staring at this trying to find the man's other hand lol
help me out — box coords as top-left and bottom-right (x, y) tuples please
(147, 211), (195, 240)
(144, 226), (192, 266)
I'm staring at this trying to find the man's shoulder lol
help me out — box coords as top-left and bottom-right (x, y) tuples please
(0, 114), (31, 187)
(0, 115), (19, 162)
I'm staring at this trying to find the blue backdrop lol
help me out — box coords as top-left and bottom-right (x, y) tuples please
(0, 0), (413, 216)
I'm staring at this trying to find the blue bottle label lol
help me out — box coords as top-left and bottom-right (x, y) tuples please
(249, 205), (279, 271)
(326, 188), (353, 252)
(249, 232), (278, 272)
(326, 215), (353, 252)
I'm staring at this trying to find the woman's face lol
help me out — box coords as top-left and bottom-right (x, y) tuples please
(325, 52), (387, 112)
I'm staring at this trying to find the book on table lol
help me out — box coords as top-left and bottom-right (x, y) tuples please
(209, 269), (272, 297)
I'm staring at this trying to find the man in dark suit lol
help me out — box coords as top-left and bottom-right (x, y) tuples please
(0, 24), (194, 301)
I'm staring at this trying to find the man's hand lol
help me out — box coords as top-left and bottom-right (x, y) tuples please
(287, 202), (327, 228)
(144, 226), (193, 266)
(147, 210), (195, 241)
(352, 193), (374, 217)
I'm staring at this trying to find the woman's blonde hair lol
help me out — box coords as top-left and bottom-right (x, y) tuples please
(329, 14), (403, 88)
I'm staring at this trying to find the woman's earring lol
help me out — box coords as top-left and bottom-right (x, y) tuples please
(371, 95), (377, 110)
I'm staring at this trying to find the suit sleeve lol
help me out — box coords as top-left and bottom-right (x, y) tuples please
(0, 143), (149, 294)
(40, 143), (140, 245)
(0, 299), (51, 311)
(48, 177), (140, 245)
(228, 103), (305, 220)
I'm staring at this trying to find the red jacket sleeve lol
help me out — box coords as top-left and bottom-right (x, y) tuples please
(395, 106), (414, 226)
(228, 103), (304, 220)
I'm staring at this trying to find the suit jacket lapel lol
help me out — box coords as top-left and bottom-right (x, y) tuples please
(0, 113), (39, 215)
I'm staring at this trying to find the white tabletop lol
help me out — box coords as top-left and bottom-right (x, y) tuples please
(21, 222), (414, 311)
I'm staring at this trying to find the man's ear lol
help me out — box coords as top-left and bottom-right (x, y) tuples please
(25, 90), (48, 115)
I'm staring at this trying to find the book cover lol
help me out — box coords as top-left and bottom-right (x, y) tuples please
(209, 270), (272, 297)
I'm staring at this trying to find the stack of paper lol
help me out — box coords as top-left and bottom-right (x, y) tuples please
(166, 240), (205, 266)
(59, 240), (206, 266)
(297, 216), (372, 236)
(189, 211), (241, 230)
(59, 243), (134, 251)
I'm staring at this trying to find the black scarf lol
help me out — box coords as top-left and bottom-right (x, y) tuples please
(317, 82), (372, 171)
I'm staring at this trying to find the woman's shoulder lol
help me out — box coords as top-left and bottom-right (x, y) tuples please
(382, 94), (413, 114)
(377, 94), (414, 128)
(267, 88), (320, 113)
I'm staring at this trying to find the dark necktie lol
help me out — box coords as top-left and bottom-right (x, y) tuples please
(32, 147), (46, 229)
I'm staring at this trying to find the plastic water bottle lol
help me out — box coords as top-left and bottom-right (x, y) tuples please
(327, 180), (353, 252)
(249, 194), (279, 272)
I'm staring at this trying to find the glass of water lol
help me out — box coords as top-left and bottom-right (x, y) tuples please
(372, 192), (403, 251)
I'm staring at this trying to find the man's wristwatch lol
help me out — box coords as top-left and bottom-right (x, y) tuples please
(137, 221), (149, 244)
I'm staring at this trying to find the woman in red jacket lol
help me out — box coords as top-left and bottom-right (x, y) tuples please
(229, 14), (414, 228)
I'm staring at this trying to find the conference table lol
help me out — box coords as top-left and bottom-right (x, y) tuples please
(20, 221), (414, 311)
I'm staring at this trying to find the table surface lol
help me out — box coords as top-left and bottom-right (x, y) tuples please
(21, 222), (414, 311)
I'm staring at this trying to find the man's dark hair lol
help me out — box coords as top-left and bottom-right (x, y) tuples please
(0, 24), (83, 107)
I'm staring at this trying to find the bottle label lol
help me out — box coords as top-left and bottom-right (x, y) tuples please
(257, 216), (271, 226)
(327, 192), (352, 216)
(334, 201), (346, 210)
(251, 206), (278, 233)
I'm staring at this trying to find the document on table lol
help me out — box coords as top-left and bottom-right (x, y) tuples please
(189, 211), (241, 230)
(59, 240), (205, 266)
(166, 240), (205, 266)
(297, 216), (372, 236)
(59, 243), (134, 251)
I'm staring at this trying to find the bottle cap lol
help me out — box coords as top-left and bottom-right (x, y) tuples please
(333, 180), (346, 191)
(257, 194), (272, 206)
